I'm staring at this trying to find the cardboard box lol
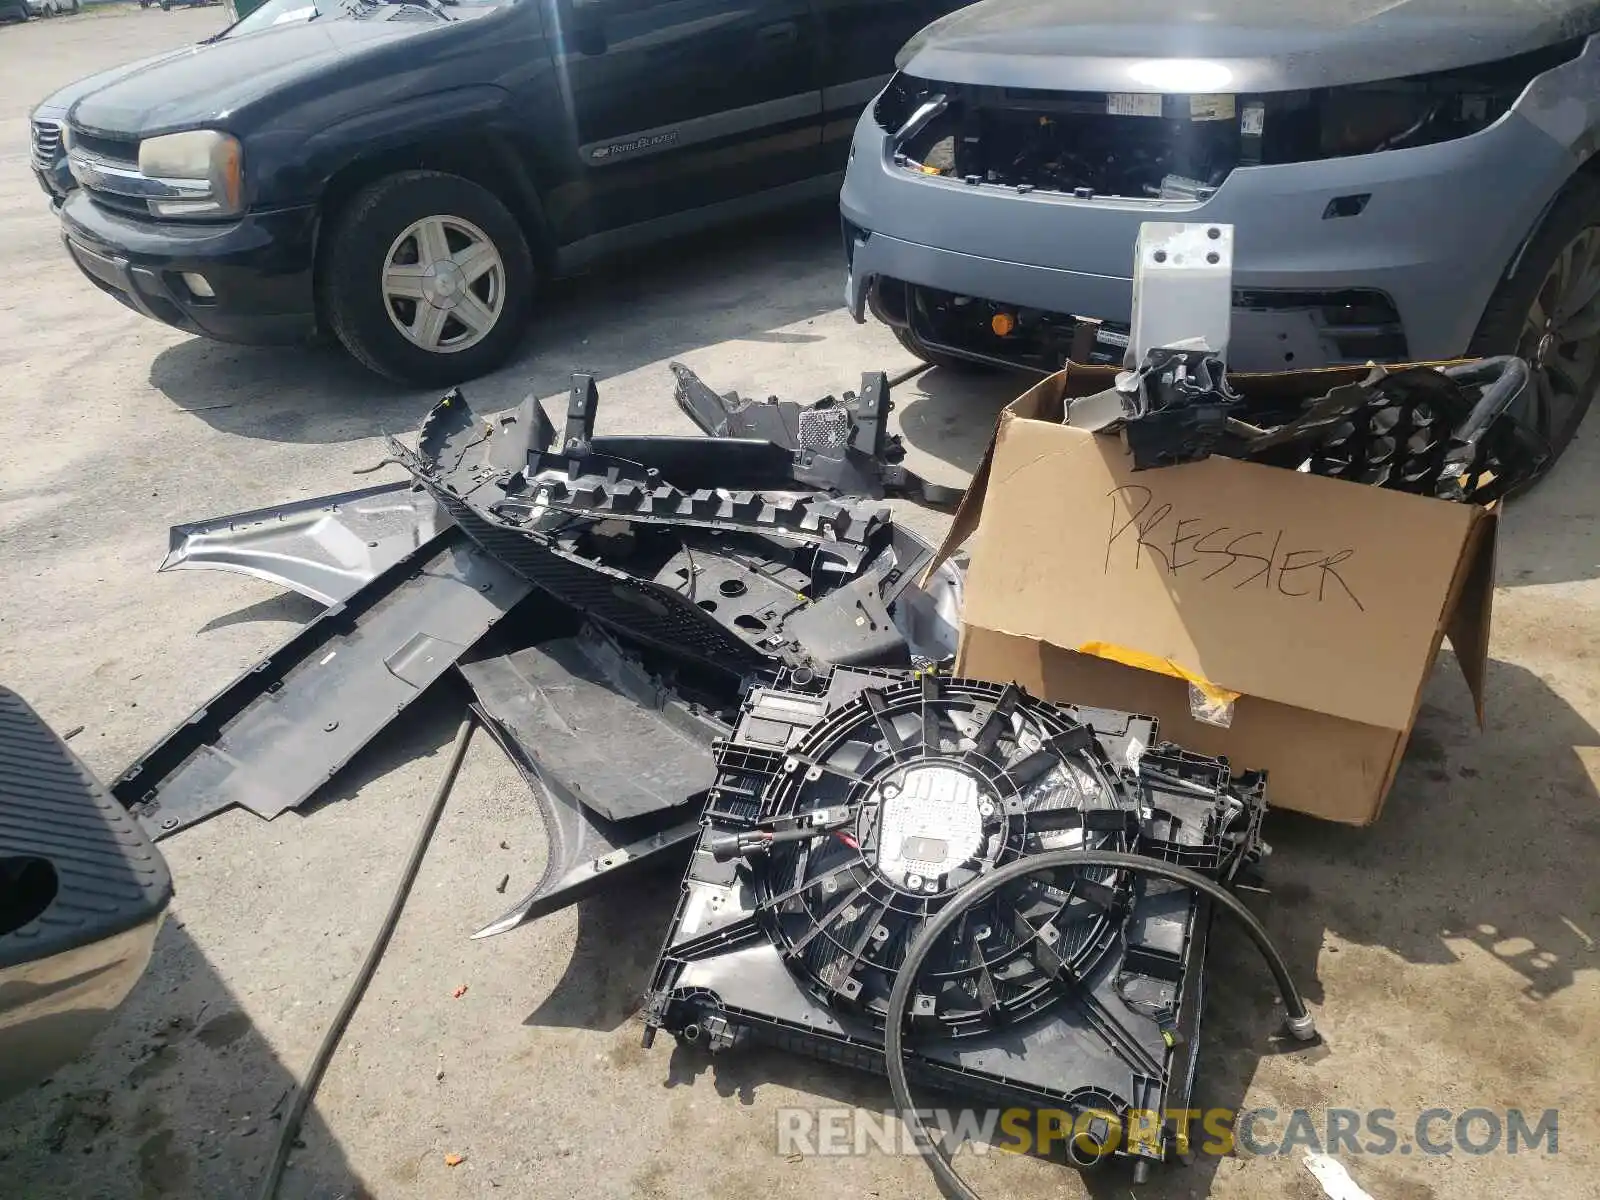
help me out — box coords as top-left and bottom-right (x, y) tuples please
(930, 364), (1496, 826)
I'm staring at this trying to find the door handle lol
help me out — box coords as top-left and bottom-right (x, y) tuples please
(757, 19), (799, 44)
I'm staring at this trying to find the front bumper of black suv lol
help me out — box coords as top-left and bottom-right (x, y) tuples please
(59, 190), (319, 345)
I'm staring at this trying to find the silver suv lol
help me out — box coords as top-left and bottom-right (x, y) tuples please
(842, 0), (1600, 465)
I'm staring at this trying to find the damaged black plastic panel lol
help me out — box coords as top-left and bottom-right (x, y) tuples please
(461, 626), (725, 824)
(463, 626), (729, 937)
(114, 530), (531, 841)
(1236, 356), (1544, 501)
(470, 709), (703, 939)
(1071, 348), (1544, 498)
(125, 363), (961, 870)
(670, 362), (965, 507)
(394, 376), (960, 677)
(644, 668), (1267, 1174)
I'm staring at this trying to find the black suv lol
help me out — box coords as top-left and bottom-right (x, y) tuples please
(41, 0), (961, 384)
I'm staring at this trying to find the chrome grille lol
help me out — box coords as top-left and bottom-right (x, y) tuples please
(69, 145), (210, 221)
(30, 119), (62, 173)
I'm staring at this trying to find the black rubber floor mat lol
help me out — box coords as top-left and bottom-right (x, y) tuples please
(0, 688), (172, 970)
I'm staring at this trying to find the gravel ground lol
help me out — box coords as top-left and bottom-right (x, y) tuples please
(1, 8), (1597, 1199)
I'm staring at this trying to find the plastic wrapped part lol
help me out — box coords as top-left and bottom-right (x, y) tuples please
(1128, 222), (1234, 368)
(1123, 349), (1241, 470)
(1187, 681), (1236, 729)
(644, 667), (1269, 1173)
(1064, 347), (1240, 470)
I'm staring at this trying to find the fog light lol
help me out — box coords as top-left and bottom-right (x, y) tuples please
(990, 312), (1016, 337)
(182, 272), (214, 299)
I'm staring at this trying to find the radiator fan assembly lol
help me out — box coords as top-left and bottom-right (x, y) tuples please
(644, 667), (1284, 1178)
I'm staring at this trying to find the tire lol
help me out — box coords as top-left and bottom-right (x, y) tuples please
(322, 170), (534, 387)
(1469, 171), (1600, 477)
(871, 279), (996, 374)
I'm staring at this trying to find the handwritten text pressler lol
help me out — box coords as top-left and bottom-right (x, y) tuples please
(1105, 485), (1365, 612)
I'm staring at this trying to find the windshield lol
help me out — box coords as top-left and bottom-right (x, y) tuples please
(222, 0), (510, 38)
(225, 0), (326, 36)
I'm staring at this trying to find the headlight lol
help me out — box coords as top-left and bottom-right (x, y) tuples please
(137, 130), (243, 218)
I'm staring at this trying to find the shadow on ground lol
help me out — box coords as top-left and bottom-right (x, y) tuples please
(0, 919), (366, 1200)
(521, 868), (684, 1033)
(147, 204), (844, 446)
(894, 363), (1029, 477)
(196, 591), (325, 636)
(1495, 418), (1600, 587)
(1266, 652), (1600, 1006)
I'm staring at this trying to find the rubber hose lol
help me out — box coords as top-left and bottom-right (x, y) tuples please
(887, 362), (934, 389)
(1442, 356), (1532, 442)
(882, 849), (1315, 1200)
(256, 713), (477, 1200)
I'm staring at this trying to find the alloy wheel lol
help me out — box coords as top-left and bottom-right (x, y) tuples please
(381, 214), (506, 355)
(1517, 224), (1600, 454)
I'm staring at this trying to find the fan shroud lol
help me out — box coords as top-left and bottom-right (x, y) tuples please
(748, 675), (1137, 1036)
